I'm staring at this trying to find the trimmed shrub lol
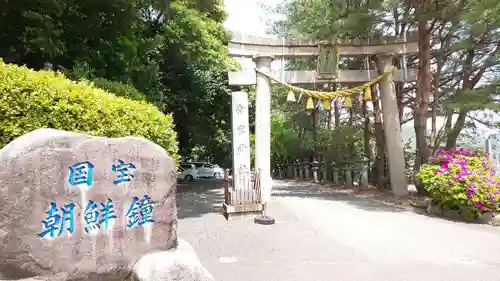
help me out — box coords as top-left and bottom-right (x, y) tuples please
(0, 61), (178, 160)
(417, 148), (500, 215)
(91, 78), (147, 101)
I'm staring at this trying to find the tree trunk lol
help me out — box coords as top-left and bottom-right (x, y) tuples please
(444, 110), (453, 133)
(328, 83), (337, 130)
(430, 95), (437, 144)
(445, 110), (467, 149)
(395, 82), (405, 124)
(311, 100), (318, 154)
(362, 98), (371, 159)
(334, 99), (340, 128)
(348, 100), (355, 159)
(370, 85), (387, 189)
(327, 107), (332, 130)
(413, 0), (432, 195)
(444, 47), (476, 149)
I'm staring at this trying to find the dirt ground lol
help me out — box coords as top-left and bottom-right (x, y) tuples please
(283, 179), (428, 212)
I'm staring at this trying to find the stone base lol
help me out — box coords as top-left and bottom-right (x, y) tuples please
(426, 200), (443, 216)
(489, 214), (500, 226)
(0, 239), (213, 281)
(132, 239), (213, 281)
(223, 202), (263, 220)
(426, 200), (497, 225)
(443, 209), (461, 221)
(478, 212), (495, 224)
(254, 215), (276, 225)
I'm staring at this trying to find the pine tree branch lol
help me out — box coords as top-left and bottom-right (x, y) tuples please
(466, 114), (494, 128)
(471, 42), (500, 86)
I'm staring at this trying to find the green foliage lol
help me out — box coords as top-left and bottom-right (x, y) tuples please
(268, 0), (382, 39)
(271, 114), (312, 158)
(323, 125), (364, 160)
(0, 61), (179, 160)
(266, 81), (366, 164)
(249, 133), (256, 166)
(0, 0), (234, 164)
(151, 0), (233, 163)
(92, 78), (147, 101)
(164, 1), (231, 70)
(416, 148), (500, 215)
(0, 0), (141, 78)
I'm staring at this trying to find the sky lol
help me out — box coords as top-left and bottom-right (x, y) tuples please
(223, 0), (278, 37)
(223, 0), (282, 70)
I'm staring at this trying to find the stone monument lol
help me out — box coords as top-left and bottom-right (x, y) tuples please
(231, 91), (251, 184)
(0, 128), (213, 281)
(485, 133), (500, 175)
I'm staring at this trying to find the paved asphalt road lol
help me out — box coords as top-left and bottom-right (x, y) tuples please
(176, 180), (500, 281)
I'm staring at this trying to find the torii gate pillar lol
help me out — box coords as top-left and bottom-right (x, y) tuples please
(253, 54), (274, 205)
(376, 53), (408, 197)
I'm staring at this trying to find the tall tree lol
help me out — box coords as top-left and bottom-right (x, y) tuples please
(265, 0), (500, 190)
(0, 0), (235, 164)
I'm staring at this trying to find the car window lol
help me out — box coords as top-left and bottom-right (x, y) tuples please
(181, 164), (193, 169)
(194, 163), (204, 168)
(203, 164), (213, 168)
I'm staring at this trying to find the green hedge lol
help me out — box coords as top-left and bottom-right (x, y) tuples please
(91, 78), (147, 101)
(0, 61), (179, 160)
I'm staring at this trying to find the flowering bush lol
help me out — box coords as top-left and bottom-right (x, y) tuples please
(416, 148), (500, 215)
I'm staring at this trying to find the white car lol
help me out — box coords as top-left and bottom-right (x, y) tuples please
(177, 164), (199, 181)
(190, 162), (224, 179)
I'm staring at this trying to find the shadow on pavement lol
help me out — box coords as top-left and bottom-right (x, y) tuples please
(176, 179), (225, 219)
(272, 183), (406, 213)
(175, 179), (406, 219)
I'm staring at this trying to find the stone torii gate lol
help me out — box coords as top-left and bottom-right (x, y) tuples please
(226, 32), (419, 217)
